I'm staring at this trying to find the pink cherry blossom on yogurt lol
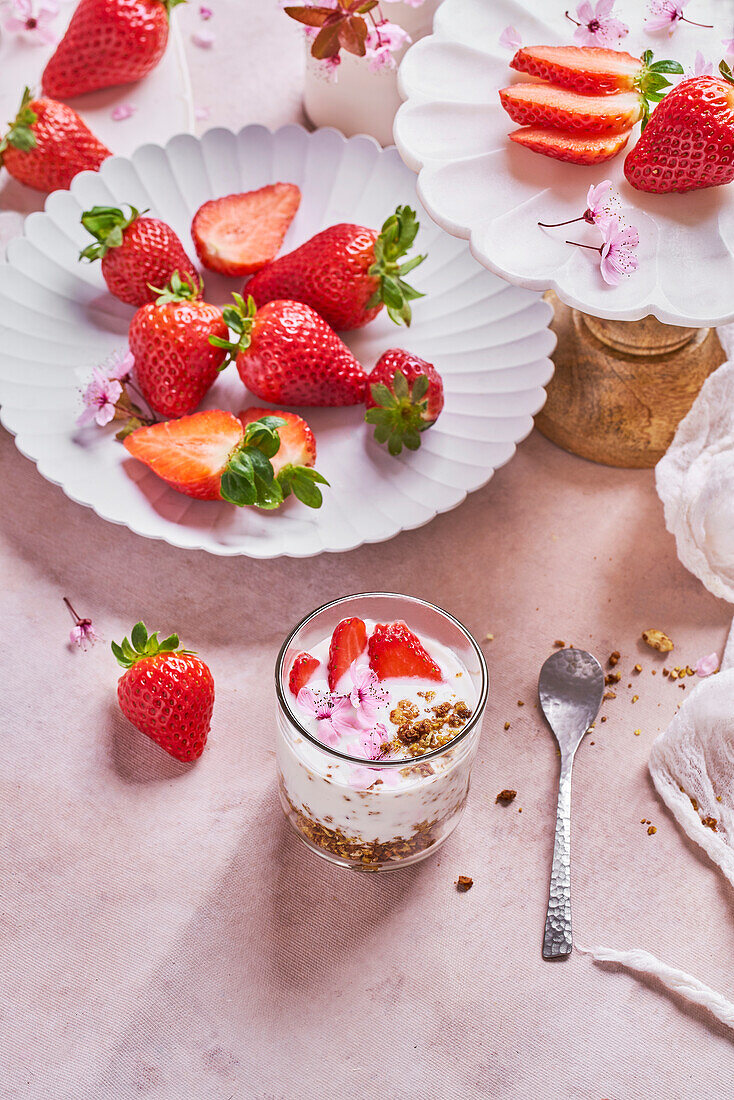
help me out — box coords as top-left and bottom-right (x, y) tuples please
(104, 347), (135, 383)
(297, 687), (354, 746)
(358, 723), (390, 761)
(3, 0), (59, 44)
(498, 25), (522, 51)
(77, 367), (123, 427)
(645, 0), (712, 35)
(348, 763), (400, 790)
(566, 1), (629, 46)
(695, 652), (719, 677)
(348, 662), (390, 722)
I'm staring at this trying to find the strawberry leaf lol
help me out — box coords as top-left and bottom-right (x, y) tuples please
(365, 369), (433, 456)
(311, 21), (343, 59)
(278, 465), (329, 509)
(367, 206), (427, 327)
(112, 622), (185, 667)
(243, 415), (287, 459)
(79, 204), (142, 262)
(338, 15), (368, 56)
(150, 269), (202, 304)
(284, 5), (334, 27)
(721, 60), (734, 86)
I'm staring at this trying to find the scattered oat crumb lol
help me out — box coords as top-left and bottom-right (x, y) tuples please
(689, 796), (699, 811)
(517, 700), (525, 707)
(590, 741), (595, 745)
(484, 633), (494, 642)
(554, 640), (566, 648)
(634, 729), (641, 736)
(605, 672), (621, 685)
(600, 717), (607, 723)
(608, 651), (620, 666)
(652, 670), (657, 676)
(662, 669), (669, 677)
(717, 795), (722, 803)
(642, 629), (674, 652)
(632, 695), (639, 703)
(518, 807), (522, 813)
(679, 683), (686, 690)
(634, 664), (642, 673)
(702, 816), (718, 832)
(503, 721), (510, 731)
(603, 691), (616, 701)
(456, 875), (473, 892)
(496, 789), (517, 805)
(647, 825), (657, 835)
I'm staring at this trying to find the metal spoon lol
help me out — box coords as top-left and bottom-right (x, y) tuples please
(538, 648), (604, 960)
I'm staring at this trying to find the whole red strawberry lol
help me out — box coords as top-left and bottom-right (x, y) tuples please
(0, 88), (110, 193)
(212, 294), (366, 406)
(625, 65), (734, 193)
(42, 0), (185, 99)
(364, 349), (443, 455)
(80, 204), (199, 307)
(112, 620), (214, 762)
(246, 205), (426, 330)
(368, 622), (443, 682)
(129, 271), (227, 418)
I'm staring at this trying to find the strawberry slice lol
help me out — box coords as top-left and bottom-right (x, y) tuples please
(500, 84), (642, 134)
(368, 622), (443, 682)
(510, 46), (644, 95)
(289, 652), (320, 694)
(509, 126), (631, 165)
(124, 409), (243, 500)
(238, 407), (316, 476)
(327, 618), (367, 691)
(191, 183), (301, 277)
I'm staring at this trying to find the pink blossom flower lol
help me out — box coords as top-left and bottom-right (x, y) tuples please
(64, 597), (99, 651)
(199, 3), (212, 17)
(498, 24), (522, 50)
(191, 28), (215, 48)
(365, 20), (411, 72)
(358, 723), (390, 761)
(297, 687), (354, 746)
(645, 0), (711, 34)
(723, 34), (734, 56)
(77, 367), (123, 427)
(687, 50), (713, 77)
(111, 103), (136, 122)
(3, 0), (59, 44)
(695, 652), (719, 676)
(104, 348), (135, 383)
(348, 762), (400, 790)
(195, 106), (212, 121)
(314, 54), (341, 82)
(538, 180), (615, 232)
(348, 662), (389, 722)
(568, 1), (629, 46)
(599, 218), (640, 286)
(383, 0), (425, 7)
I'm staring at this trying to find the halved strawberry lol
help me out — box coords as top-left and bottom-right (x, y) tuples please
(509, 127), (631, 165)
(499, 84), (642, 134)
(124, 409), (244, 500)
(289, 652), (320, 694)
(368, 622), (443, 682)
(124, 408), (328, 509)
(509, 46), (683, 106)
(238, 407), (316, 475)
(328, 617), (367, 691)
(191, 183), (301, 278)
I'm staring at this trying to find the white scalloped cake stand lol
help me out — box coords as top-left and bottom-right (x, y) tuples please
(395, 0), (734, 326)
(0, 125), (555, 558)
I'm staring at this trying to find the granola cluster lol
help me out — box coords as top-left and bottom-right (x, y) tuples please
(386, 697), (473, 757)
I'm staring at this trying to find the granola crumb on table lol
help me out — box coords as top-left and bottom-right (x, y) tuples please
(496, 789), (517, 805)
(456, 875), (473, 892)
(642, 628), (674, 652)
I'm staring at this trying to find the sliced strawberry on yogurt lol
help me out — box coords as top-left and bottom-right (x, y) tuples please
(327, 617), (367, 691)
(289, 652), (320, 694)
(368, 621), (443, 681)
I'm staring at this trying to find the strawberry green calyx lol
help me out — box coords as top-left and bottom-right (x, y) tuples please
(720, 60), (734, 86)
(365, 369), (431, 456)
(209, 293), (256, 361)
(0, 88), (38, 164)
(111, 621), (187, 668)
(161, 0), (188, 13)
(149, 269), (203, 304)
(636, 51), (685, 129)
(220, 414), (329, 510)
(367, 205), (426, 327)
(79, 204), (145, 262)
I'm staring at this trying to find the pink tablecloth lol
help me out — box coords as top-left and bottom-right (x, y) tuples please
(2, 5), (734, 1097)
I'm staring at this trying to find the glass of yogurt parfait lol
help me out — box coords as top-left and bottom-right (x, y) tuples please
(275, 592), (489, 872)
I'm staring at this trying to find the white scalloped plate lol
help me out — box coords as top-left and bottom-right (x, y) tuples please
(395, 0), (734, 326)
(0, 125), (554, 557)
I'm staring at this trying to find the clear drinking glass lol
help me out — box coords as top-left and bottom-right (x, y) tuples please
(275, 592), (489, 872)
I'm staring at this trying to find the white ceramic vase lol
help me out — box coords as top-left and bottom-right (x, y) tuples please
(303, 0), (440, 146)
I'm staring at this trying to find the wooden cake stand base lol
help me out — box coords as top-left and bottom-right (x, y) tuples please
(536, 293), (725, 468)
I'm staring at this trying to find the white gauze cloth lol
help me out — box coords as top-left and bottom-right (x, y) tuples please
(583, 327), (734, 1031)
